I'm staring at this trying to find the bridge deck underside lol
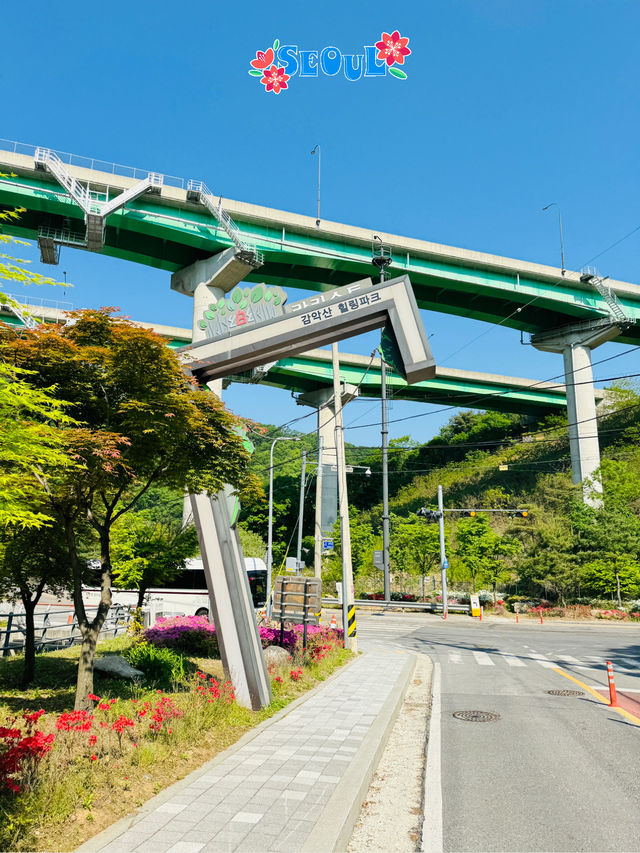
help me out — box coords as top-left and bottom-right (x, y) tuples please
(264, 358), (568, 417)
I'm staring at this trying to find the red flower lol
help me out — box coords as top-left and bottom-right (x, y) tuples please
(250, 48), (275, 70)
(88, 734), (97, 747)
(90, 754), (97, 761)
(375, 31), (411, 66)
(88, 693), (100, 702)
(260, 65), (290, 94)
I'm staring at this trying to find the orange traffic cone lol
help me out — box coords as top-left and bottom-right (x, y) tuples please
(330, 613), (337, 629)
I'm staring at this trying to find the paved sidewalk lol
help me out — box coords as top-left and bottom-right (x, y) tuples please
(79, 648), (414, 853)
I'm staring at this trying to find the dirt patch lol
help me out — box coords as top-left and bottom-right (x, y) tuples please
(348, 655), (432, 852)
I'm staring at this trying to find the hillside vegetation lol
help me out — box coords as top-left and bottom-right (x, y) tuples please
(242, 383), (640, 611)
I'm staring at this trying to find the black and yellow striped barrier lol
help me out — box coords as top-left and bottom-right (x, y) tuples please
(347, 604), (357, 637)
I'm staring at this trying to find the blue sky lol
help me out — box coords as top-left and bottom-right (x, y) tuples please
(4, 0), (639, 446)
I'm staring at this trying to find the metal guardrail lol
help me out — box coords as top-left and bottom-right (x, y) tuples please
(322, 597), (471, 613)
(0, 138), (187, 189)
(0, 604), (133, 657)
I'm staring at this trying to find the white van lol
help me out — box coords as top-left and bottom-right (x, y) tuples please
(83, 558), (267, 622)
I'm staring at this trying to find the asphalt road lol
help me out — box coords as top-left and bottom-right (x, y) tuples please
(356, 613), (640, 853)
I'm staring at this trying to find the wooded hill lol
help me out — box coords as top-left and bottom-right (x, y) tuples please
(241, 383), (640, 606)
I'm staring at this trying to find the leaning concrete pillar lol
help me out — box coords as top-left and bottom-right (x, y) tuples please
(174, 248), (271, 710)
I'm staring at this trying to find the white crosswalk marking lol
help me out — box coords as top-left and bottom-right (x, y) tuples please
(472, 651), (494, 666)
(617, 657), (640, 670)
(526, 651), (556, 669)
(449, 653), (462, 664)
(502, 653), (526, 667)
(557, 655), (582, 664)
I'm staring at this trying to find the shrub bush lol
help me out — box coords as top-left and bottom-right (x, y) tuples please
(123, 642), (188, 687)
(564, 604), (592, 619)
(144, 616), (219, 658)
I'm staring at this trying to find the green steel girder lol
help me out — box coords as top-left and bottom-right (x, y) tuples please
(263, 356), (571, 417)
(0, 306), (583, 417)
(2, 163), (640, 345)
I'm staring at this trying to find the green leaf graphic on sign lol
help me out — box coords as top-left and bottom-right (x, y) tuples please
(248, 69), (262, 77)
(251, 285), (263, 303)
(231, 288), (242, 304)
(389, 67), (407, 80)
(273, 38), (279, 51)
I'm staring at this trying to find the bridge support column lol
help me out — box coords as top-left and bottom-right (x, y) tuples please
(531, 323), (622, 507)
(175, 249), (271, 710)
(296, 384), (360, 580)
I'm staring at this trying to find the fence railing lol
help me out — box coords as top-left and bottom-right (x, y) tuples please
(0, 605), (134, 657)
(322, 597), (471, 613)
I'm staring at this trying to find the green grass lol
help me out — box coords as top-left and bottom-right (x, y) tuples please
(0, 633), (352, 852)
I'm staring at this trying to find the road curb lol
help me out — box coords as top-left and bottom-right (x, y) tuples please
(76, 653), (362, 852)
(302, 651), (416, 853)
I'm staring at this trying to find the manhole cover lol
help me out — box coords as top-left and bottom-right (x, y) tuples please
(452, 710), (500, 722)
(546, 689), (584, 697)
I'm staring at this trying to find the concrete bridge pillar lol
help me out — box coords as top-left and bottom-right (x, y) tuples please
(296, 384), (360, 578)
(531, 323), (622, 507)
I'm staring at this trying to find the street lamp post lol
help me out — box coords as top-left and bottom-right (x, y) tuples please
(267, 436), (299, 615)
(372, 236), (393, 603)
(542, 202), (566, 276)
(311, 145), (321, 227)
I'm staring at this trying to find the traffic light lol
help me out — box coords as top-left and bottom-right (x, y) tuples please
(460, 510), (477, 518)
(417, 507), (441, 523)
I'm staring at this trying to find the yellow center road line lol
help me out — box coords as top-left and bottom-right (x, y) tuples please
(553, 667), (640, 727)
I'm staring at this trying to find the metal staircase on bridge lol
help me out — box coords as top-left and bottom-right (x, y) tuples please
(579, 266), (629, 325)
(32, 147), (262, 270)
(0, 294), (38, 330)
(34, 147), (163, 258)
(186, 180), (263, 267)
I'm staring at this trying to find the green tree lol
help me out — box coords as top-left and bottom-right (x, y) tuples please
(238, 523), (266, 559)
(111, 510), (199, 609)
(0, 524), (81, 684)
(0, 362), (76, 528)
(579, 556), (640, 602)
(1, 309), (254, 708)
(455, 516), (520, 599)
(573, 499), (640, 606)
(390, 514), (440, 598)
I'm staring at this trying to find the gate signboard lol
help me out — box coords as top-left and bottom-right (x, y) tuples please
(179, 274), (436, 386)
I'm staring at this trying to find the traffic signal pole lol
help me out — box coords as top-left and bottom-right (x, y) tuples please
(437, 485), (448, 620)
(417, 489), (529, 620)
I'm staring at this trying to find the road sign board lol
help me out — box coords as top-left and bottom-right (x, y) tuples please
(373, 550), (384, 569)
(322, 538), (334, 552)
(273, 576), (322, 625)
(442, 559), (449, 570)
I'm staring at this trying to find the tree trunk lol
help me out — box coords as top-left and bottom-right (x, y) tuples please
(70, 521), (112, 710)
(19, 576), (47, 687)
(21, 599), (36, 686)
(493, 582), (497, 605)
(615, 570), (622, 609)
(75, 627), (100, 707)
(136, 584), (147, 610)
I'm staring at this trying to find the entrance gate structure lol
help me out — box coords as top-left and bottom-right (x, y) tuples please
(178, 269), (435, 710)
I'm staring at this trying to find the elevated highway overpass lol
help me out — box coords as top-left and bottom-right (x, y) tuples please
(0, 139), (634, 502)
(0, 140), (639, 344)
(0, 299), (603, 417)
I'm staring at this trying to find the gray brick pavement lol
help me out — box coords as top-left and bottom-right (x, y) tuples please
(84, 649), (411, 853)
